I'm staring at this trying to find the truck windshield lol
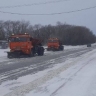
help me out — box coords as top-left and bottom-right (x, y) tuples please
(9, 37), (27, 42)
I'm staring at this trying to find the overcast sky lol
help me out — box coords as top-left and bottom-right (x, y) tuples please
(0, 0), (96, 34)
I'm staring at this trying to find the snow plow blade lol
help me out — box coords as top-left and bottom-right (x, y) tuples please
(7, 51), (21, 58)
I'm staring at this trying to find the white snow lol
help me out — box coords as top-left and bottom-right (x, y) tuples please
(0, 48), (10, 63)
(0, 48), (9, 57)
(0, 44), (96, 96)
(26, 49), (96, 96)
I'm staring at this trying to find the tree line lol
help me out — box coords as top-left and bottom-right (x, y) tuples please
(0, 20), (96, 45)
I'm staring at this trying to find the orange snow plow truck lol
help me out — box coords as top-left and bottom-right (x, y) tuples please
(7, 33), (44, 58)
(47, 38), (64, 51)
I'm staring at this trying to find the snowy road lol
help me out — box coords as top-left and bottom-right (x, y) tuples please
(0, 45), (96, 96)
(0, 45), (95, 84)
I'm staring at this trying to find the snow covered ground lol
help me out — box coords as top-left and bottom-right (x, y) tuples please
(0, 44), (96, 96)
(0, 48), (9, 57)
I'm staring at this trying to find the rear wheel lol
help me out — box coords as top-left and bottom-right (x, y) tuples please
(29, 50), (34, 57)
(59, 45), (64, 51)
(38, 47), (44, 56)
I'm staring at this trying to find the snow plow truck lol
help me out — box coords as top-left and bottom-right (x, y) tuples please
(7, 33), (44, 58)
(47, 38), (64, 51)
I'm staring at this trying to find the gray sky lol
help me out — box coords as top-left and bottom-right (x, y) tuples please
(0, 0), (96, 34)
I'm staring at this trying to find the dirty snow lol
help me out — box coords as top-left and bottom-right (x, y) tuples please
(0, 44), (96, 96)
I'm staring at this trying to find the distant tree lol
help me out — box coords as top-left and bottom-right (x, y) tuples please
(0, 20), (95, 45)
(0, 20), (5, 40)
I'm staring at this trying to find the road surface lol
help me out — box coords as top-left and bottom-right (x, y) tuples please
(0, 45), (95, 84)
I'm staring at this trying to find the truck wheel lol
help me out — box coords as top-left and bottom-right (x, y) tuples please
(59, 46), (64, 51)
(29, 50), (34, 57)
(38, 47), (44, 56)
(61, 46), (64, 51)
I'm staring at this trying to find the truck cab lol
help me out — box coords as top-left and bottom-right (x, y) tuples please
(47, 38), (64, 51)
(8, 33), (32, 55)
